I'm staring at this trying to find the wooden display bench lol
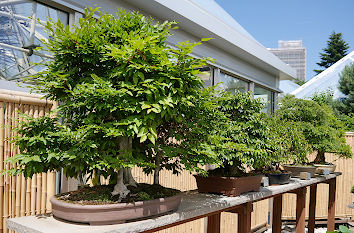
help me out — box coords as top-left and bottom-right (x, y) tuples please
(7, 173), (340, 233)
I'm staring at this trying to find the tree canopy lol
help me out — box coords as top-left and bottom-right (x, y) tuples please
(276, 95), (352, 164)
(314, 32), (349, 74)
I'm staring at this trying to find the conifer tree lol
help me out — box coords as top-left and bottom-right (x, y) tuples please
(314, 32), (349, 74)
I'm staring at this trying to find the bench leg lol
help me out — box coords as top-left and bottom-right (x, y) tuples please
(272, 195), (283, 233)
(207, 213), (221, 233)
(308, 184), (317, 233)
(295, 187), (306, 233)
(327, 178), (336, 231)
(238, 202), (252, 233)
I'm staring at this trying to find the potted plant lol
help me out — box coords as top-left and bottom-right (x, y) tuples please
(6, 8), (217, 225)
(263, 116), (310, 184)
(276, 95), (352, 176)
(194, 91), (278, 196)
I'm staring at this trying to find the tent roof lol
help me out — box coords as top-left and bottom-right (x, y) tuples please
(292, 51), (354, 99)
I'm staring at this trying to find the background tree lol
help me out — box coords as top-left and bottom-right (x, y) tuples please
(336, 64), (354, 115)
(314, 32), (349, 74)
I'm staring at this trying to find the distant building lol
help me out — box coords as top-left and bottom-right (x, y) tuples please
(268, 40), (306, 81)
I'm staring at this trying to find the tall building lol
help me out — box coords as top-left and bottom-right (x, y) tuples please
(268, 40), (306, 81)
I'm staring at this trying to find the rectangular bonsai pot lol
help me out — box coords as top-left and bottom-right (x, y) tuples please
(194, 175), (263, 197)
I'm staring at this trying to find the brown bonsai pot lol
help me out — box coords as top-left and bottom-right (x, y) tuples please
(282, 164), (317, 177)
(194, 175), (263, 197)
(313, 163), (336, 174)
(50, 194), (182, 225)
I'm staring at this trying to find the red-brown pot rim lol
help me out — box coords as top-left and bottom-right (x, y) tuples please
(193, 174), (263, 180)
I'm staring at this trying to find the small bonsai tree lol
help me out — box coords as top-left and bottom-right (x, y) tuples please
(276, 95), (352, 164)
(7, 8), (217, 200)
(207, 91), (280, 177)
(266, 115), (311, 169)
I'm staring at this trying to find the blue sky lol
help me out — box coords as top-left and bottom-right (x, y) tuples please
(214, 0), (354, 81)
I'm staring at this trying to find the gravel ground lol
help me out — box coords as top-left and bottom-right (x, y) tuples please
(264, 226), (327, 233)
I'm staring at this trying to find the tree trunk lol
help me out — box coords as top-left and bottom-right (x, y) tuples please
(77, 172), (86, 188)
(111, 169), (130, 201)
(92, 169), (101, 186)
(153, 150), (162, 185)
(313, 151), (326, 164)
(123, 168), (137, 187)
(111, 137), (131, 200)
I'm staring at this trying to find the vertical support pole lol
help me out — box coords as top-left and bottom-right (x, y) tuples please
(238, 203), (252, 233)
(272, 195), (283, 233)
(327, 178), (336, 231)
(207, 213), (221, 233)
(308, 184), (317, 233)
(295, 187), (306, 233)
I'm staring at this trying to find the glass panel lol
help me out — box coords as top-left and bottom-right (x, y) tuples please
(197, 67), (212, 88)
(219, 72), (248, 93)
(254, 85), (273, 113)
(0, 0), (69, 81)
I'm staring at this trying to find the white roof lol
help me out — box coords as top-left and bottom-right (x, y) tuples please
(279, 80), (300, 95)
(292, 51), (354, 99)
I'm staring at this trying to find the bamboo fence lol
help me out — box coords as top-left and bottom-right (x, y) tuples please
(0, 89), (56, 233)
(0, 88), (353, 233)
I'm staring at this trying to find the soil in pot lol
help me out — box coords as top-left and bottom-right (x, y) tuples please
(265, 172), (291, 185)
(194, 174), (263, 197)
(282, 164), (317, 177)
(52, 183), (181, 225)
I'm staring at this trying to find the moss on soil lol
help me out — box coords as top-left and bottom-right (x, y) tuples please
(56, 183), (180, 205)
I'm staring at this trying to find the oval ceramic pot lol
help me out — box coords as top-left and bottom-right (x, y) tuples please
(50, 194), (182, 225)
(265, 173), (291, 185)
(313, 164), (336, 174)
(282, 165), (317, 177)
(194, 175), (263, 197)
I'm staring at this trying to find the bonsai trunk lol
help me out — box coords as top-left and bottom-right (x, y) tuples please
(111, 137), (132, 199)
(111, 169), (130, 201)
(123, 168), (137, 187)
(313, 151), (326, 164)
(153, 150), (162, 185)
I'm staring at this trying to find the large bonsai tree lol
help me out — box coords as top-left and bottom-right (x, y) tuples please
(8, 8), (217, 199)
(276, 95), (352, 164)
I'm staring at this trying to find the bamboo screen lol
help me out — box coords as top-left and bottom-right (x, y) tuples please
(0, 89), (57, 233)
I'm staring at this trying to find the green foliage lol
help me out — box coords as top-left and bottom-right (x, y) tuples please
(337, 64), (354, 115)
(311, 91), (354, 132)
(276, 95), (352, 163)
(208, 91), (280, 176)
(293, 78), (306, 86)
(267, 115), (311, 166)
(8, 8), (214, 179)
(314, 31), (349, 74)
(351, 185), (354, 194)
(327, 225), (354, 233)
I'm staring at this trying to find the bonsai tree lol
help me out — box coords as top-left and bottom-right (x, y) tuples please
(265, 115), (311, 170)
(276, 95), (352, 164)
(207, 91), (280, 177)
(7, 8), (217, 200)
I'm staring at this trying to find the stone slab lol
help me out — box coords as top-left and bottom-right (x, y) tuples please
(7, 173), (340, 233)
